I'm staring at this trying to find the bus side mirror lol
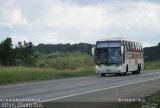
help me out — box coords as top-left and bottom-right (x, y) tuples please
(121, 46), (124, 55)
(91, 47), (95, 56)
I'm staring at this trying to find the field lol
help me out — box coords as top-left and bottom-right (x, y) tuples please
(35, 52), (94, 69)
(0, 66), (95, 85)
(144, 60), (160, 70)
(0, 52), (96, 85)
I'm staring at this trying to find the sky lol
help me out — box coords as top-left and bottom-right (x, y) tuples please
(0, 0), (160, 47)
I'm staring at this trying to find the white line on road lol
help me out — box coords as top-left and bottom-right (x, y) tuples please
(41, 76), (160, 102)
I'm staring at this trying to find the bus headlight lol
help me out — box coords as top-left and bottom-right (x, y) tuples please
(96, 66), (100, 68)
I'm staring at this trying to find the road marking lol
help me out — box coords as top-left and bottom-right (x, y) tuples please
(41, 76), (160, 102)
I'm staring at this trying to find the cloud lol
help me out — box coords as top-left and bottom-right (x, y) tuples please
(0, 0), (160, 47)
(9, 9), (28, 27)
(0, 0), (29, 28)
(18, 0), (110, 44)
(11, 35), (29, 45)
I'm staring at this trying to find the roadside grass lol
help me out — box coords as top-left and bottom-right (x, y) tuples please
(0, 52), (96, 85)
(0, 66), (95, 85)
(117, 93), (160, 108)
(144, 60), (160, 70)
(35, 52), (94, 70)
(145, 91), (160, 103)
(118, 60), (160, 108)
(117, 91), (160, 108)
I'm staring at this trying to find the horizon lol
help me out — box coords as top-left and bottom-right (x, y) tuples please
(0, 36), (158, 48)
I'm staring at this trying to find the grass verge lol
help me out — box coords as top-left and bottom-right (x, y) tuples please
(144, 60), (160, 70)
(117, 91), (160, 108)
(145, 91), (160, 103)
(0, 66), (95, 85)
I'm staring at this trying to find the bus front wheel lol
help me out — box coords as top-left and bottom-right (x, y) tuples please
(123, 66), (128, 76)
(101, 73), (106, 77)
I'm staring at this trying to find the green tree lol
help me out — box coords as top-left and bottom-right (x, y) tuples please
(0, 42), (2, 65)
(0, 38), (14, 66)
(15, 41), (35, 66)
(32, 43), (94, 54)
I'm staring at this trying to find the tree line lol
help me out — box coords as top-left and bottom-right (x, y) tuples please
(33, 43), (94, 55)
(143, 44), (160, 62)
(0, 37), (34, 66)
(0, 37), (94, 67)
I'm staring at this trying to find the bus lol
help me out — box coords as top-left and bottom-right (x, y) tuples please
(92, 37), (144, 77)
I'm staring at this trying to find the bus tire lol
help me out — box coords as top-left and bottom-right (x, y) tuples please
(137, 64), (141, 74)
(116, 73), (122, 76)
(132, 71), (136, 74)
(101, 73), (106, 77)
(132, 64), (141, 74)
(123, 65), (128, 76)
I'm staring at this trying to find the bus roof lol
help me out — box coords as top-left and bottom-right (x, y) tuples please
(97, 37), (137, 42)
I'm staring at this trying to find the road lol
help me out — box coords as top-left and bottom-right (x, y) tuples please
(0, 69), (160, 103)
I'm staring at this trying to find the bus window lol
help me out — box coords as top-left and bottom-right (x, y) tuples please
(136, 43), (138, 51)
(140, 44), (143, 52)
(129, 41), (131, 51)
(126, 41), (129, 51)
(108, 48), (122, 64)
(138, 43), (140, 52)
(131, 42), (134, 51)
(133, 42), (136, 51)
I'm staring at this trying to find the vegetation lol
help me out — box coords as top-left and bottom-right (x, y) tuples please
(0, 37), (95, 85)
(0, 49), (95, 85)
(143, 45), (160, 62)
(144, 60), (160, 70)
(33, 43), (94, 55)
(0, 66), (95, 85)
(0, 40), (95, 85)
(118, 91), (160, 108)
(0, 38), (14, 66)
(35, 51), (94, 70)
(0, 38), (34, 66)
(145, 91), (160, 103)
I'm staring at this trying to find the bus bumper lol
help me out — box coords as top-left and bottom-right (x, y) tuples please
(96, 65), (124, 74)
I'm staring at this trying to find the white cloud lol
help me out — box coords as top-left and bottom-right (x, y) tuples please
(0, 1), (29, 28)
(31, 2), (108, 30)
(9, 9), (28, 27)
(98, 1), (160, 29)
(11, 35), (29, 45)
(0, 0), (160, 46)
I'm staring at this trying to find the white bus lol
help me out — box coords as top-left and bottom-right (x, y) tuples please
(92, 37), (144, 77)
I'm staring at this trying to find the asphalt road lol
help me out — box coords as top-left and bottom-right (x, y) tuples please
(0, 69), (160, 103)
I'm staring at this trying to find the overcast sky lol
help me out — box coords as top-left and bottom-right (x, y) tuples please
(0, 0), (160, 47)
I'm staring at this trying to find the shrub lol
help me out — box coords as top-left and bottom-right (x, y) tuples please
(36, 52), (94, 70)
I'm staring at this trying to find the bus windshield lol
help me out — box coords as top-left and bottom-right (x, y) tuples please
(96, 47), (122, 65)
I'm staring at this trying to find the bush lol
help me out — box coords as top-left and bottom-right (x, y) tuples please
(144, 60), (160, 70)
(36, 52), (94, 70)
(0, 67), (95, 85)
